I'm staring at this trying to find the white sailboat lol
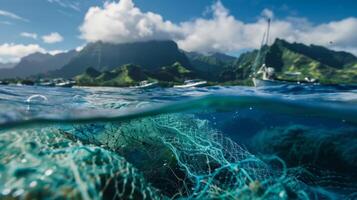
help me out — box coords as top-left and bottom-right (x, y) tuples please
(132, 80), (159, 89)
(252, 19), (318, 87)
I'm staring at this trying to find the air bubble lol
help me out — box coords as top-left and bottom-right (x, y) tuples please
(44, 169), (53, 176)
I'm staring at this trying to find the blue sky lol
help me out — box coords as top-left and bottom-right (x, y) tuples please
(0, 0), (356, 63)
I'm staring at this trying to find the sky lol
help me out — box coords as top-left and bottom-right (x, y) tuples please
(0, 0), (356, 64)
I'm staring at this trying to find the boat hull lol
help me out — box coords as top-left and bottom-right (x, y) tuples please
(56, 83), (75, 88)
(252, 78), (318, 87)
(173, 81), (207, 88)
(132, 82), (159, 89)
(253, 78), (284, 87)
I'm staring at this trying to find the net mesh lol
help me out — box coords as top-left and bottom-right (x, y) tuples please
(0, 126), (162, 199)
(0, 114), (339, 199)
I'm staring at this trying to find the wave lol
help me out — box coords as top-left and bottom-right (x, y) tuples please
(1, 93), (356, 130)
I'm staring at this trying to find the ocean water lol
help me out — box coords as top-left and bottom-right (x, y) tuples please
(0, 84), (356, 199)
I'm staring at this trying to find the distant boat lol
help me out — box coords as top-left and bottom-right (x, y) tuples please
(253, 78), (282, 87)
(36, 79), (75, 88)
(55, 80), (76, 88)
(132, 80), (159, 89)
(252, 77), (319, 87)
(37, 81), (55, 87)
(174, 80), (207, 88)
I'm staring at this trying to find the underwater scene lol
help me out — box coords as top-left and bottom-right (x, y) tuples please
(0, 85), (356, 200)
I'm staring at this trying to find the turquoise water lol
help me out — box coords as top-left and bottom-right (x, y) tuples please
(0, 85), (356, 199)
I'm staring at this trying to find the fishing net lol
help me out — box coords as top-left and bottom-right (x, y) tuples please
(0, 126), (162, 200)
(0, 114), (338, 199)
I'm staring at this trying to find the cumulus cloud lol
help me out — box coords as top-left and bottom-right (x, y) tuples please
(0, 43), (45, 63)
(176, 2), (357, 54)
(42, 32), (64, 43)
(177, 1), (252, 52)
(293, 18), (357, 53)
(79, 0), (180, 43)
(0, 9), (29, 22)
(0, 43), (69, 63)
(20, 32), (38, 40)
(79, 0), (357, 55)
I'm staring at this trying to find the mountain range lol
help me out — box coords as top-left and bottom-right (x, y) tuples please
(0, 51), (77, 79)
(52, 40), (191, 78)
(0, 62), (16, 69)
(0, 39), (356, 85)
(204, 39), (357, 84)
(260, 39), (357, 83)
(75, 62), (195, 87)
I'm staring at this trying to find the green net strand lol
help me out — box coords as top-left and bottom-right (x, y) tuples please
(0, 127), (163, 200)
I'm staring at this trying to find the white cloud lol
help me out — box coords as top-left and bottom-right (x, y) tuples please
(0, 9), (28, 22)
(0, 43), (45, 63)
(47, 0), (80, 12)
(42, 32), (64, 43)
(177, 1), (248, 53)
(79, 0), (357, 55)
(79, 0), (180, 43)
(176, 2), (357, 54)
(0, 43), (69, 63)
(20, 32), (38, 40)
(75, 45), (85, 52)
(48, 49), (67, 55)
(261, 8), (274, 19)
(293, 17), (357, 52)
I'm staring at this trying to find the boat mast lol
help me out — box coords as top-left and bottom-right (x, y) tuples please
(265, 18), (271, 46)
(253, 18), (271, 75)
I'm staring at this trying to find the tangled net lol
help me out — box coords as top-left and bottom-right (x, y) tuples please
(0, 126), (162, 199)
(0, 114), (337, 199)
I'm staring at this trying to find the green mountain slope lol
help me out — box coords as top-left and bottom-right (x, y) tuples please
(75, 62), (195, 87)
(265, 39), (357, 83)
(75, 64), (148, 87)
(186, 52), (237, 81)
(148, 62), (196, 83)
(275, 39), (356, 69)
